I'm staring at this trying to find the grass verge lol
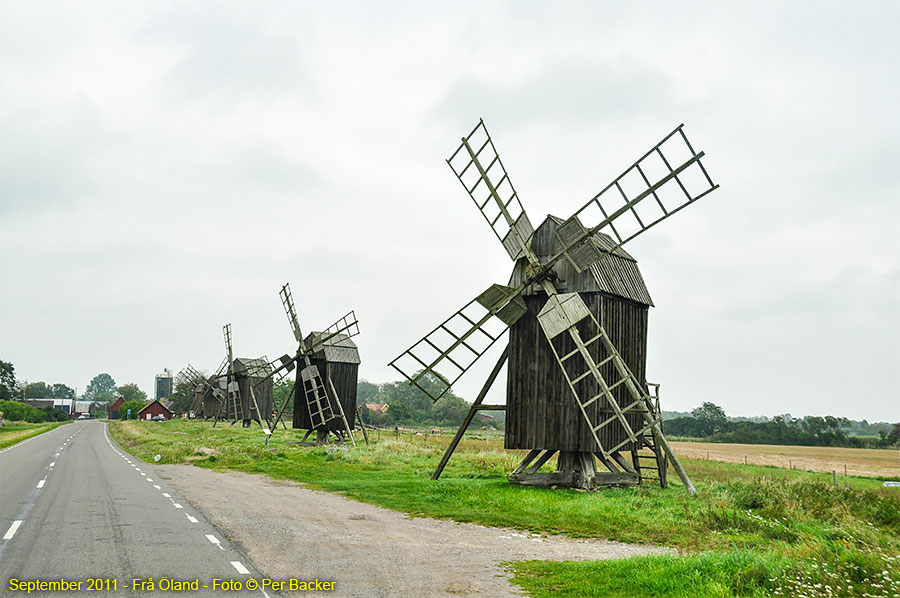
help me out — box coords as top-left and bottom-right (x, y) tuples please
(0, 420), (72, 449)
(111, 420), (900, 597)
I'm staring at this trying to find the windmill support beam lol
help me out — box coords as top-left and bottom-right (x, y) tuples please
(652, 424), (696, 495)
(432, 345), (509, 480)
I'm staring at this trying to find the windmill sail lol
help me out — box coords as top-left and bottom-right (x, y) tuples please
(447, 119), (534, 261)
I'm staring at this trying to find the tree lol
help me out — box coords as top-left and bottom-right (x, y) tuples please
(0, 360), (15, 400)
(23, 381), (53, 398)
(272, 379), (293, 420)
(50, 383), (75, 401)
(84, 373), (117, 402)
(120, 400), (147, 420)
(167, 378), (196, 415)
(691, 402), (728, 436)
(117, 383), (147, 404)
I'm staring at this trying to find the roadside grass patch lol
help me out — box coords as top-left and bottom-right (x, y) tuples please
(0, 420), (72, 449)
(110, 420), (900, 597)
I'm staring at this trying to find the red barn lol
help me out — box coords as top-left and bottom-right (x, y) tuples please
(108, 397), (126, 420)
(136, 400), (173, 421)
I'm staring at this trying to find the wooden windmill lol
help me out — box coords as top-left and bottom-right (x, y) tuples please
(253, 283), (360, 445)
(179, 363), (226, 420)
(389, 120), (719, 494)
(214, 324), (274, 428)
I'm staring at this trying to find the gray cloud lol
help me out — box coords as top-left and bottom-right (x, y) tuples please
(433, 54), (674, 131)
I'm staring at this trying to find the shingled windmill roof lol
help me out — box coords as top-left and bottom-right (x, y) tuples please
(508, 215), (654, 306)
(303, 332), (361, 364)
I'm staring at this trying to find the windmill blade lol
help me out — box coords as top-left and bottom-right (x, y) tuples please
(535, 293), (656, 455)
(533, 291), (696, 493)
(251, 354), (296, 389)
(447, 119), (535, 262)
(223, 323), (235, 363)
(306, 311), (360, 354)
(279, 283), (304, 344)
(300, 365), (338, 428)
(212, 355), (229, 378)
(389, 283), (526, 402)
(549, 124), (719, 273)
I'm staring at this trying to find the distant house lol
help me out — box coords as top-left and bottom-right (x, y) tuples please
(365, 402), (389, 414)
(108, 397), (126, 420)
(136, 399), (173, 421)
(477, 413), (493, 424)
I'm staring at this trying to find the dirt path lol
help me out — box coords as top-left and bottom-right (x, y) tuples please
(155, 465), (669, 598)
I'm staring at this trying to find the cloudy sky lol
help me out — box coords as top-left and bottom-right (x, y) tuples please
(2, 1), (897, 421)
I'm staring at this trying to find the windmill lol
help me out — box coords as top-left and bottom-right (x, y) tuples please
(389, 120), (719, 494)
(252, 283), (361, 445)
(214, 324), (274, 429)
(178, 363), (226, 420)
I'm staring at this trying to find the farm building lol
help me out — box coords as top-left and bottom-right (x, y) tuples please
(505, 215), (653, 454)
(136, 399), (173, 421)
(108, 396), (126, 419)
(294, 333), (360, 432)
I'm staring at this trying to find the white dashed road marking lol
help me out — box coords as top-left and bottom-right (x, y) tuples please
(231, 561), (250, 575)
(187, 516), (198, 523)
(3, 521), (23, 540)
(206, 535), (220, 545)
(36, 480), (45, 489)
(173, 503), (183, 509)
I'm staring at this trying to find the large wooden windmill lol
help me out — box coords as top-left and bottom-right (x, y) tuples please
(389, 120), (719, 494)
(256, 283), (360, 445)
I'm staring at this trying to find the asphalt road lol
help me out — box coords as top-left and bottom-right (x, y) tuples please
(0, 421), (277, 597)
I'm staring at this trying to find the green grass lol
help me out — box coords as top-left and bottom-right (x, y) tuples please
(110, 420), (900, 597)
(0, 420), (72, 449)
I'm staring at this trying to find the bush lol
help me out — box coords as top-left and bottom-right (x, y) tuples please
(0, 400), (48, 423)
(120, 400), (148, 420)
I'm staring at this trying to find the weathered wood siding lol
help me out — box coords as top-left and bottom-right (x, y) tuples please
(505, 292), (648, 452)
(236, 374), (273, 421)
(293, 360), (359, 431)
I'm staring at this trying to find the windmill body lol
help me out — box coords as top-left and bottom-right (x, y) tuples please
(292, 332), (360, 433)
(233, 357), (274, 423)
(506, 216), (652, 454)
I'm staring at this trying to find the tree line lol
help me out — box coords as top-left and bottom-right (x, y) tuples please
(0, 359), (149, 421)
(665, 402), (900, 449)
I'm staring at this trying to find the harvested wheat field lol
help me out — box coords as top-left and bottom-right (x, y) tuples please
(670, 440), (900, 477)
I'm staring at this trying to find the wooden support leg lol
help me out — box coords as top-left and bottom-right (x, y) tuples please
(611, 451), (637, 474)
(652, 424), (693, 495)
(511, 449), (542, 475)
(525, 450), (557, 475)
(355, 405), (369, 445)
(432, 346), (509, 480)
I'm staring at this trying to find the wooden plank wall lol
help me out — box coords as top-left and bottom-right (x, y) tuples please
(506, 292), (648, 452)
(292, 360), (359, 431)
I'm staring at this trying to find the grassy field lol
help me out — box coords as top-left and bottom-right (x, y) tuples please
(110, 420), (900, 597)
(670, 440), (900, 478)
(0, 420), (72, 449)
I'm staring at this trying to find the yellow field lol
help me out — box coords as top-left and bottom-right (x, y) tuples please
(670, 440), (900, 478)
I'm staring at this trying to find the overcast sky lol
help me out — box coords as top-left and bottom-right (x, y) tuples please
(2, 1), (897, 422)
